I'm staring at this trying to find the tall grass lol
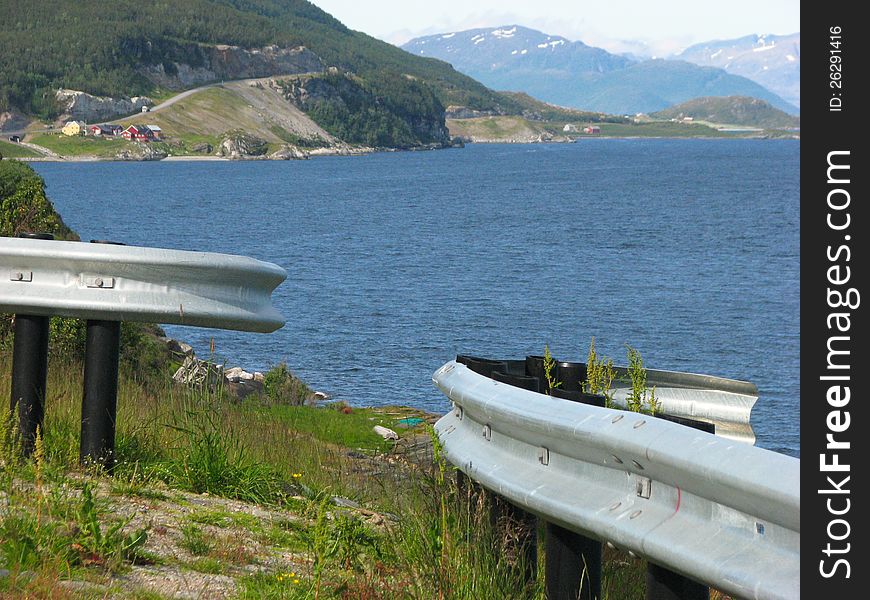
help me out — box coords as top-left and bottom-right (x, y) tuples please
(0, 351), (684, 599)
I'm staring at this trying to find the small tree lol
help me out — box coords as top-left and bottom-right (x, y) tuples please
(543, 344), (561, 393)
(625, 345), (659, 413)
(584, 337), (615, 405)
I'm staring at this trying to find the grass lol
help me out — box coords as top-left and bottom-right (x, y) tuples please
(448, 115), (732, 140)
(263, 403), (409, 454)
(0, 349), (721, 599)
(27, 133), (134, 157)
(0, 140), (40, 158)
(116, 84), (331, 152)
(574, 121), (727, 137)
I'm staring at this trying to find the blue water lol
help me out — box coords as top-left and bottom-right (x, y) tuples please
(32, 140), (800, 457)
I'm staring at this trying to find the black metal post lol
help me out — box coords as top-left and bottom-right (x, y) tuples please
(10, 314), (51, 456)
(80, 319), (121, 471)
(488, 492), (538, 584)
(646, 563), (709, 600)
(545, 522), (602, 600)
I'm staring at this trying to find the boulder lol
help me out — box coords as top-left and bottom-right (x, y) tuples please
(191, 142), (212, 154)
(172, 355), (224, 389)
(166, 338), (195, 357)
(217, 131), (268, 159)
(373, 425), (399, 441)
(269, 145), (309, 160)
(115, 143), (167, 161)
(226, 378), (264, 401)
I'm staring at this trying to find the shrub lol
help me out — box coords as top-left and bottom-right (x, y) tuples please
(263, 362), (312, 406)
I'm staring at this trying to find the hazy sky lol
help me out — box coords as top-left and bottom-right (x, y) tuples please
(308, 0), (799, 56)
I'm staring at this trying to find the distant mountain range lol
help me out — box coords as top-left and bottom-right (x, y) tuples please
(402, 26), (798, 116)
(676, 33), (800, 109)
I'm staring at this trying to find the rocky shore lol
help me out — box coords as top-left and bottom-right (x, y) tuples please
(161, 336), (328, 404)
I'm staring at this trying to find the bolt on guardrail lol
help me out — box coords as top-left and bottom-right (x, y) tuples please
(2, 233), (286, 471)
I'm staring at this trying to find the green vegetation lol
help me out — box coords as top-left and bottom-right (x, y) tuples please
(651, 96), (800, 129)
(0, 140), (39, 159)
(0, 160), (77, 239)
(625, 345), (660, 414)
(584, 337), (615, 404)
(499, 92), (628, 124)
(27, 133), (133, 158)
(281, 72), (447, 148)
(448, 115), (729, 141)
(570, 121), (726, 137)
(0, 0), (513, 121)
(0, 173), (728, 598)
(543, 344), (560, 393)
(263, 362), (313, 405)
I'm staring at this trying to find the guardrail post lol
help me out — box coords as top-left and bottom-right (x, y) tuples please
(9, 233), (54, 456)
(10, 314), (50, 456)
(545, 522), (601, 600)
(80, 319), (121, 471)
(545, 381), (603, 600)
(489, 492), (538, 584)
(645, 415), (712, 600)
(646, 563), (709, 600)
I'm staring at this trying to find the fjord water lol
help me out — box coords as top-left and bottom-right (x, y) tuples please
(33, 140), (800, 457)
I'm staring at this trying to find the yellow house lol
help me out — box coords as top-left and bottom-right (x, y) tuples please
(61, 120), (87, 136)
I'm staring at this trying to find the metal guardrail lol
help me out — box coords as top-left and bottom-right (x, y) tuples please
(0, 237), (286, 332)
(1, 235), (286, 468)
(608, 367), (758, 445)
(433, 360), (800, 600)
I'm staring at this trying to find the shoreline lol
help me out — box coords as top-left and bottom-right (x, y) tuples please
(10, 135), (798, 163)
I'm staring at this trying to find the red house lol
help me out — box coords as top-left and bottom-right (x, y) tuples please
(121, 125), (155, 142)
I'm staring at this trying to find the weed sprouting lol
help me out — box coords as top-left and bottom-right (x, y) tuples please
(626, 345), (659, 414)
(584, 337), (616, 405)
(543, 344), (561, 393)
(75, 483), (149, 570)
(179, 524), (212, 557)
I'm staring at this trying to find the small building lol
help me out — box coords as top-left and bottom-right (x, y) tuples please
(563, 123), (577, 132)
(145, 125), (163, 140)
(121, 125), (154, 142)
(61, 121), (87, 136)
(583, 126), (601, 134)
(90, 124), (123, 137)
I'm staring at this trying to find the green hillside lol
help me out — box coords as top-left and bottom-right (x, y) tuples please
(0, 0), (515, 119)
(651, 96), (800, 129)
(498, 92), (629, 124)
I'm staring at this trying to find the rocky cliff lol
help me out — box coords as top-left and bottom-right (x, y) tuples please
(55, 90), (153, 122)
(141, 45), (323, 90)
(278, 74), (450, 148)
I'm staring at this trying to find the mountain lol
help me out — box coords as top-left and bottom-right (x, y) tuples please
(651, 96), (800, 129)
(402, 26), (798, 115)
(0, 0), (516, 121)
(676, 34), (800, 110)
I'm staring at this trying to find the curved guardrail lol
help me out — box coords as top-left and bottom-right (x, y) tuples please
(1, 235), (286, 470)
(0, 237), (286, 332)
(608, 367), (758, 444)
(433, 360), (799, 600)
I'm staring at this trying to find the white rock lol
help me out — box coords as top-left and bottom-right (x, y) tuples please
(373, 426), (399, 441)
